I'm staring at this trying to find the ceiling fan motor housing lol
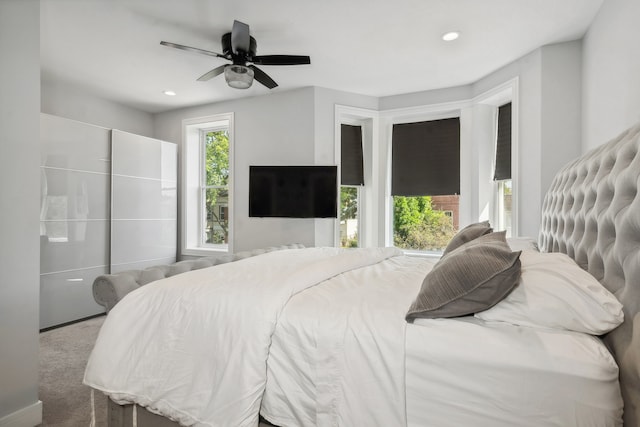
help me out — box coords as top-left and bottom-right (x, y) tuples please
(161, 20), (308, 90)
(221, 32), (257, 60)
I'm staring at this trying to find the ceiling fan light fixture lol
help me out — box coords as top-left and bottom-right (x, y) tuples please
(224, 65), (254, 89)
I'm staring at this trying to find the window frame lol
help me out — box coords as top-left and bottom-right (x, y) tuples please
(474, 80), (519, 237)
(335, 112), (373, 248)
(494, 179), (512, 235)
(182, 113), (234, 256)
(384, 108), (465, 254)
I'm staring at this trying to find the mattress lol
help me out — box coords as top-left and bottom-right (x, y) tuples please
(406, 317), (622, 427)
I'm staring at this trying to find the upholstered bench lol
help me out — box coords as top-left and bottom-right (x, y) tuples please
(93, 244), (305, 312)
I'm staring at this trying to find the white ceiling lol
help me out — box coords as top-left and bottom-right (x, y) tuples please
(40, 0), (604, 114)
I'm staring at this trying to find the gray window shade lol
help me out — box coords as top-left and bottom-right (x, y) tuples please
(494, 102), (512, 181)
(341, 124), (364, 186)
(391, 117), (460, 196)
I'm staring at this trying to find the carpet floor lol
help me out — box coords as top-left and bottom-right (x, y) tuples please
(39, 315), (107, 426)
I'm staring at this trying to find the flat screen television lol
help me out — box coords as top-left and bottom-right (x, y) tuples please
(249, 165), (338, 218)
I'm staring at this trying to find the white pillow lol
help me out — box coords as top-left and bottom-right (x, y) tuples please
(475, 250), (624, 335)
(506, 236), (539, 252)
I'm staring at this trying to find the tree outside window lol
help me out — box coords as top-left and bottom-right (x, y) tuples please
(340, 186), (358, 247)
(204, 129), (229, 245)
(393, 195), (457, 251)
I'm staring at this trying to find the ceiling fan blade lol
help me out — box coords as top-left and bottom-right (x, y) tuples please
(252, 55), (311, 66)
(160, 41), (225, 58)
(249, 65), (278, 89)
(231, 20), (251, 53)
(197, 65), (227, 81)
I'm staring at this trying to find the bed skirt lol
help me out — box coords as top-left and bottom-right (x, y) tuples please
(106, 398), (278, 427)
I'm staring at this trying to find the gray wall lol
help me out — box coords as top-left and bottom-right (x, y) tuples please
(376, 41), (583, 239)
(583, 0), (640, 151)
(153, 86), (382, 253)
(540, 41), (583, 193)
(154, 88), (319, 252)
(42, 79), (154, 138)
(0, 0), (42, 425)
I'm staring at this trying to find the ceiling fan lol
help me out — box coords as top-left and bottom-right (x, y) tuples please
(160, 20), (311, 90)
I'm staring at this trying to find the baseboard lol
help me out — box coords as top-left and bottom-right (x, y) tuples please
(40, 312), (106, 333)
(0, 401), (42, 427)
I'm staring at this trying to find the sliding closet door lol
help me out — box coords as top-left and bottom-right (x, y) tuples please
(39, 114), (110, 328)
(110, 130), (177, 273)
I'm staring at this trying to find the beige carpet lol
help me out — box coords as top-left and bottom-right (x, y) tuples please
(39, 315), (107, 426)
(39, 315), (276, 427)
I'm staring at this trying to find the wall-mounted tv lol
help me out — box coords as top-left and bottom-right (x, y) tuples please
(249, 165), (338, 218)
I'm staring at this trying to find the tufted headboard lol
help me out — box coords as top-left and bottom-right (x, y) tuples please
(539, 122), (640, 427)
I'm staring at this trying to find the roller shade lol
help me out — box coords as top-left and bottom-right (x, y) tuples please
(494, 102), (512, 181)
(391, 117), (460, 196)
(340, 124), (364, 186)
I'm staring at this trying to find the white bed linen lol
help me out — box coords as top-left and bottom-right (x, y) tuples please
(261, 255), (623, 427)
(84, 247), (402, 427)
(405, 317), (623, 427)
(85, 246), (623, 427)
(261, 255), (435, 427)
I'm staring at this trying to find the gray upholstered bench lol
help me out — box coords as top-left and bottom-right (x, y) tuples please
(93, 244), (305, 312)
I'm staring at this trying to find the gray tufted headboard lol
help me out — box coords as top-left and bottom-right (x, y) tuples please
(539, 122), (640, 427)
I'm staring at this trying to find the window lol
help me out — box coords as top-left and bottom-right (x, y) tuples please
(183, 113), (233, 255)
(340, 186), (359, 247)
(496, 180), (512, 235)
(339, 123), (364, 248)
(391, 117), (460, 253)
(202, 128), (230, 246)
(494, 102), (512, 236)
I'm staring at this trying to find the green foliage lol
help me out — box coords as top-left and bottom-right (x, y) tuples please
(205, 130), (229, 186)
(340, 187), (358, 219)
(339, 187), (359, 248)
(341, 233), (358, 248)
(205, 130), (229, 244)
(393, 196), (456, 251)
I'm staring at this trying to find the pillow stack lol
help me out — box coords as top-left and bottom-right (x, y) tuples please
(442, 220), (493, 255)
(406, 223), (522, 321)
(406, 221), (624, 336)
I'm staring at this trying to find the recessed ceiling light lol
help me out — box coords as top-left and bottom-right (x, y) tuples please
(163, 90), (177, 96)
(442, 31), (460, 42)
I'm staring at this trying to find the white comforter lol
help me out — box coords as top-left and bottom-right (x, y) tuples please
(84, 247), (404, 427)
(261, 255), (433, 426)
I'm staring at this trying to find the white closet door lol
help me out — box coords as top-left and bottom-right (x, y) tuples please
(110, 130), (177, 273)
(39, 114), (111, 328)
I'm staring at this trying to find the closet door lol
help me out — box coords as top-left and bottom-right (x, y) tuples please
(39, 114), (110, 328)
(110, 130), (177, 273)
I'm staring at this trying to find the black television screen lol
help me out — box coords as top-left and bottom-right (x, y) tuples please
(249, 166), (338, 218)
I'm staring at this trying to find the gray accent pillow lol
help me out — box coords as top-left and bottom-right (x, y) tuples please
(406, 231), (521, 320)
(443, 220), (493, 255)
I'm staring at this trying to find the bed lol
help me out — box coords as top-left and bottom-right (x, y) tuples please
(84, 120), (640, 427)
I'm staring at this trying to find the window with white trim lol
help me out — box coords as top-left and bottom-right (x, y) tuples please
(339, 123), (364, 248)
(390, 117), (461, 253)
(182, 113), (233, 255)
(202, 128), (230, 247)
(493, 102), (512, 237)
